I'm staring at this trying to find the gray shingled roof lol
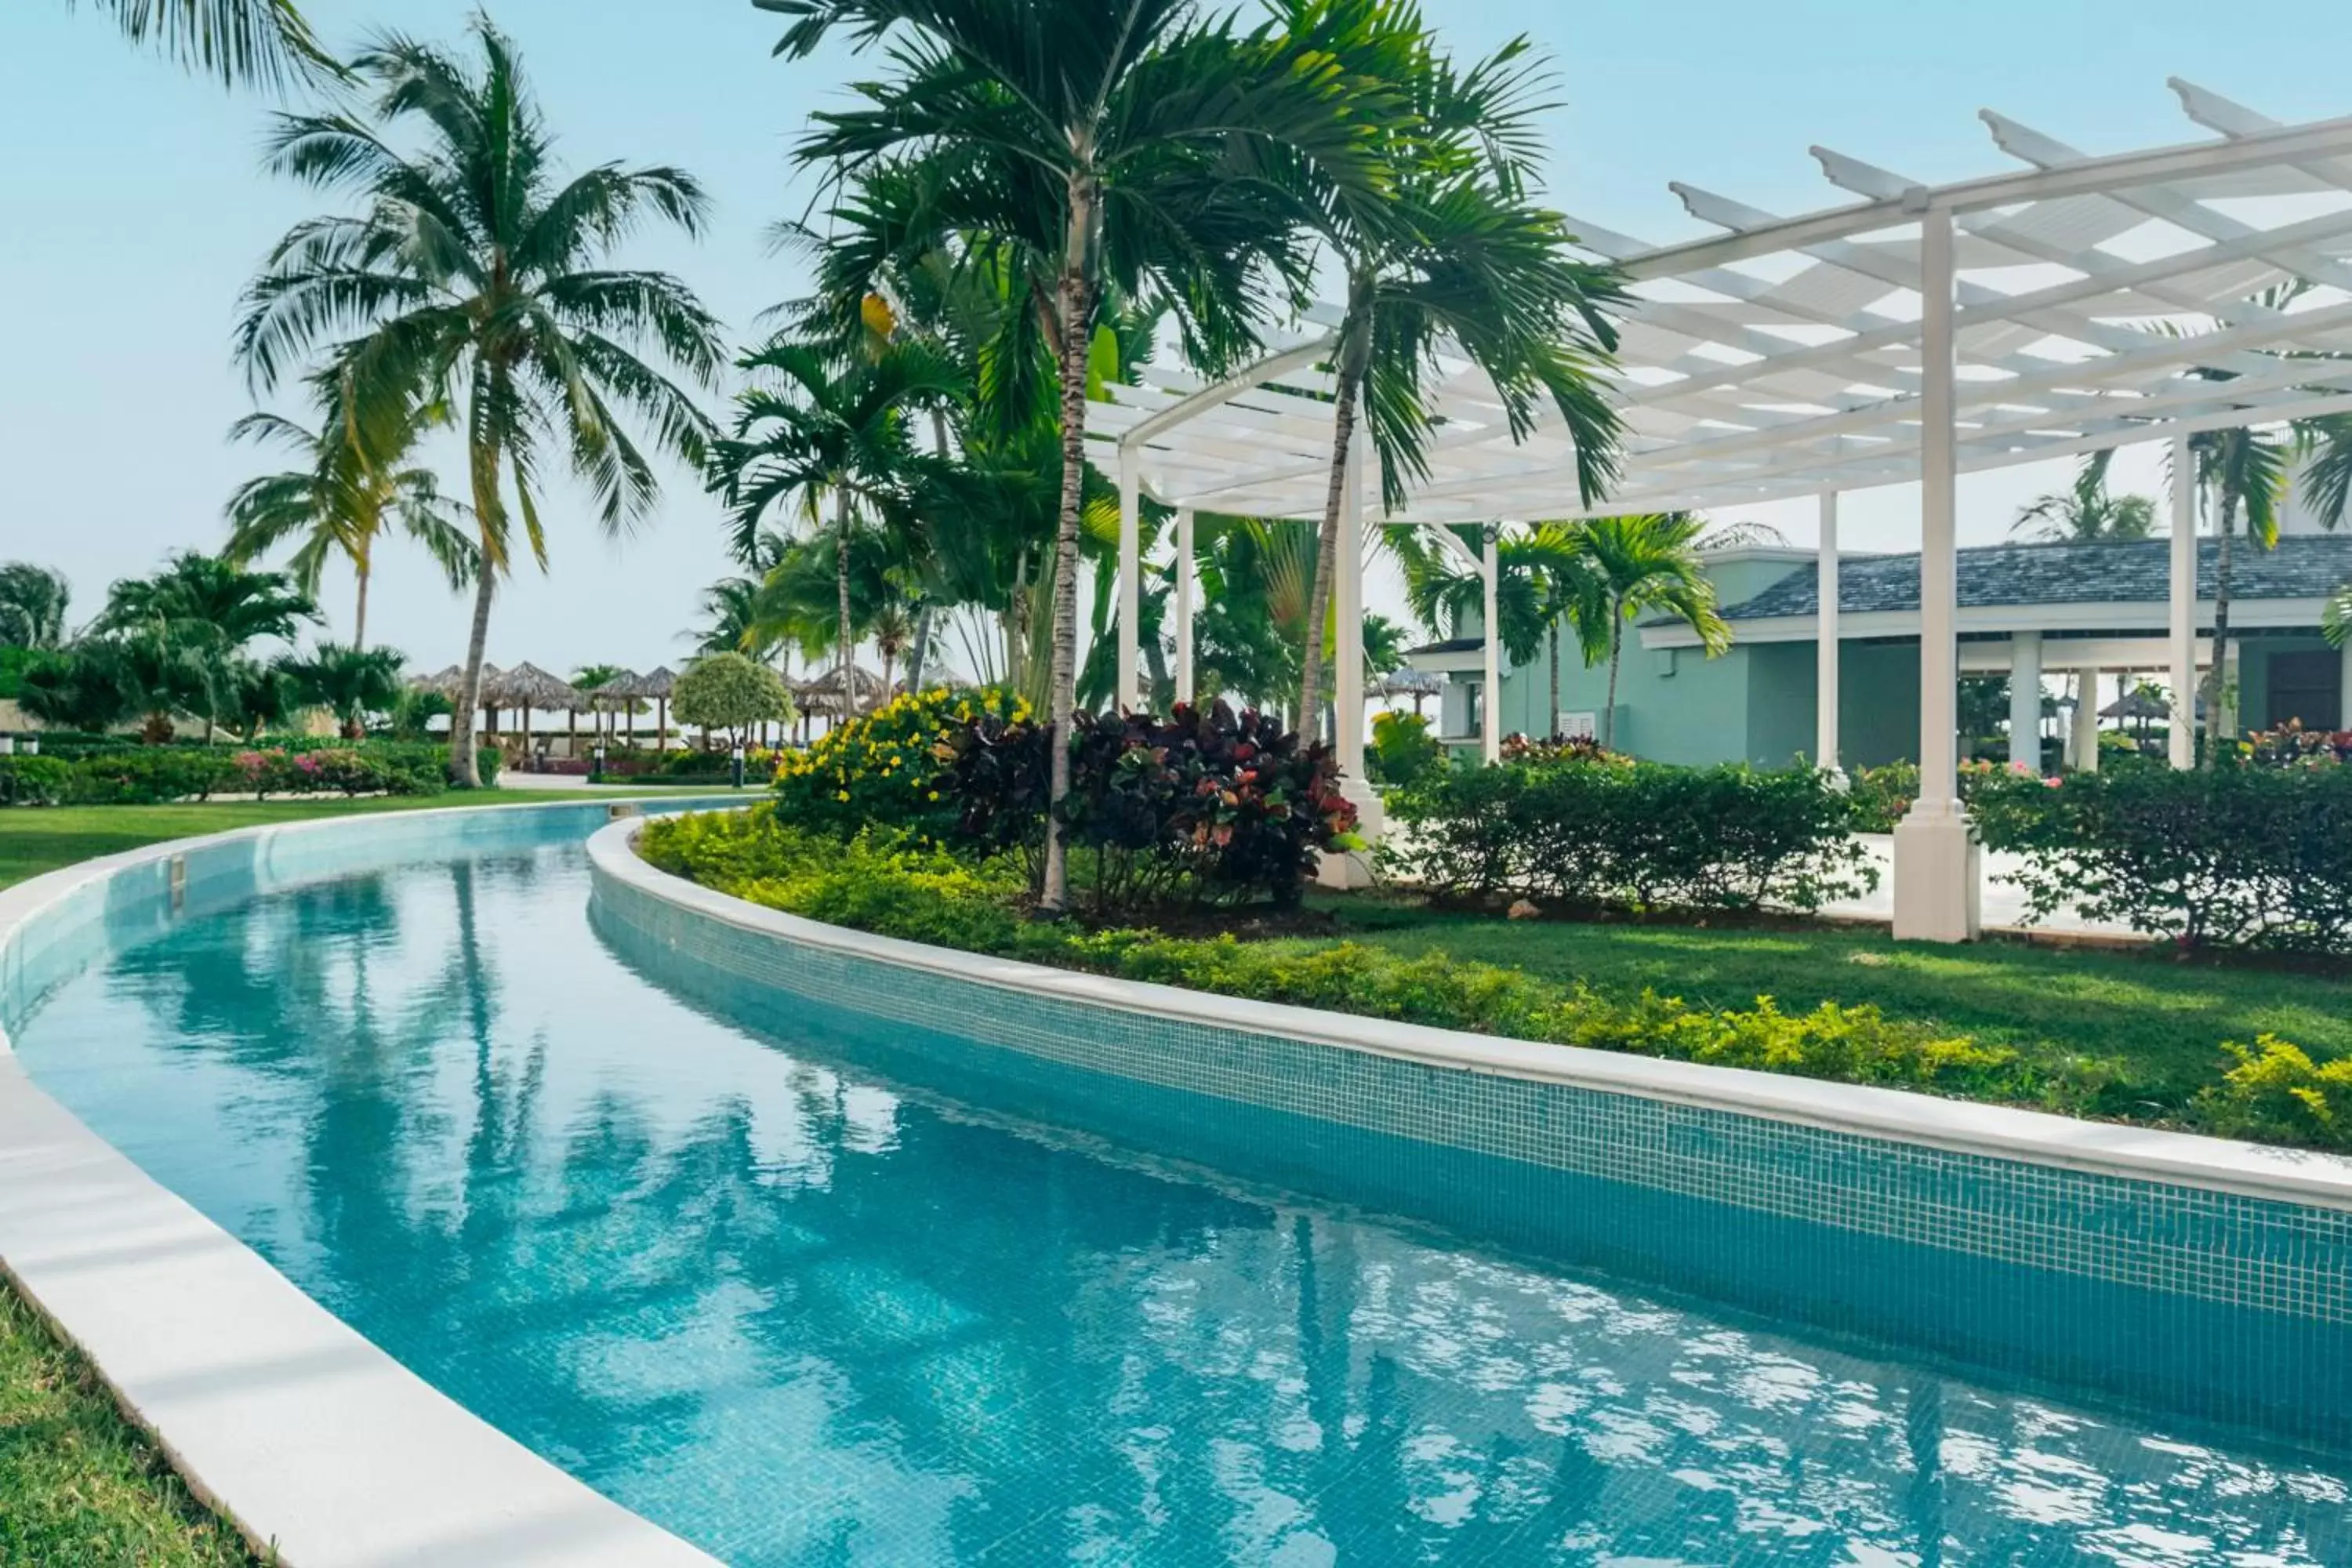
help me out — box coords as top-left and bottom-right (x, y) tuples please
(1720, 536), (2352, 621)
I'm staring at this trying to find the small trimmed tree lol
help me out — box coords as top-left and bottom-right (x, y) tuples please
(671, 652), (794, 748)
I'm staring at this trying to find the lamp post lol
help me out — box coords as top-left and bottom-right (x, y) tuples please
(591, 742), (606, 784)
(730, 742), (746, 790)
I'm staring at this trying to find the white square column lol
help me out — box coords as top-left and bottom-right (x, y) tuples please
(1816, 488), (1842, 778)
(1893, 205), (1982, 942)
(1116, 445), (1142, 712)
(2076, 672), (2102, 772)
(1174, 506), (1196, 706)
(1481, 524), (1502, 766)
(2009, 630), (2042, 771)
(2169, 434), (2199, 770)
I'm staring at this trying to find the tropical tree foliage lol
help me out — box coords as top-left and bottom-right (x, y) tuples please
(2012, 450), (2157, 543)
(78, 0), (329, 89)
(671, 652), (795, 745)
(236, 18), (723, 784)
(224, 370), (474, 650)
(0, 563), (72, 649)
(768, 0), (1404, 912)
(281, 641), (406, 739)
(95, 550), (317, 651)
(1576, 513), (1728, 750)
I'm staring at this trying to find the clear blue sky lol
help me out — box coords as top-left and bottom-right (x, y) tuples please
(6, 1), (2351, 673)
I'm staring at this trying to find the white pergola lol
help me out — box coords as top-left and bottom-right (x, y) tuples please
(1089, 81), (2352, 939)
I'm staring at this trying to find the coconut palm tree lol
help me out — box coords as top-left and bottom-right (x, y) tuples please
(2012, 449), (2157, 543)
(0, 564), (71, 649)
(1573, 513), (1730, 751)
(1286, 9), (1622, 731)
(770, 0), (1399, 912)
(235, 19), (724, 785)
(709, 336), (958, 692)
(1394, 522), (1602, 735)
(75, 0), (328, 89)
(2186, 425), (2290, 762)
(224, 375), (474, 651)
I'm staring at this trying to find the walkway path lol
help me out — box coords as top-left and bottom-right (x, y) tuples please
(1823, 834), (2131, 940)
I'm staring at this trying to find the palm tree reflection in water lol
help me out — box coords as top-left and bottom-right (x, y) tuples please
(39, 848), (2343, 1566)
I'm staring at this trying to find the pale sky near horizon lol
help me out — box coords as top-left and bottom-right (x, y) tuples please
(7, 2), (2352, 677)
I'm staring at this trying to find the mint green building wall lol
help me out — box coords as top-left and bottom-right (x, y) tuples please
(1838, 641), (1922, 768)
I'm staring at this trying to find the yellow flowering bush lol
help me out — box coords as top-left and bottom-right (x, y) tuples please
(772, 685), (1029, 840)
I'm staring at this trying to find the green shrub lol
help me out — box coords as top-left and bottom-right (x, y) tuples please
(2197, 1036), (2352, 1151)
(773, 686), (1025, 840)
(0, 754), (72, 806)
(1846, 760), (1919, 834)
(1970, 765), (2352, 954)
(637, 808), (2081, 1113)
(936, 699), (1359, 913)
(1370, 710), (1443, 789)
(1387, 756), (1875, 915)
(69, 748), (241, 804)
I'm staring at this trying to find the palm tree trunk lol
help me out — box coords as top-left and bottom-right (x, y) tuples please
(906, 602), (935, 695)
(1300, 296), (1370, 732)
(353, 554), (370, 653)
(2202, 490), (2241, 768)
(835, 487), (854, 695)
(1040, 181), (1098, 916)
(452, 434), (503, 789)
(1548, 626), (1561, 740)
(1603, 611), (1625, 751)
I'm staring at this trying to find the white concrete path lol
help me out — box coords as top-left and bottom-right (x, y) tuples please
(1823, 833), (2131, 939)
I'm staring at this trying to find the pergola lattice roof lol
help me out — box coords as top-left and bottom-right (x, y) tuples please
(1086, 80), (2352, 522)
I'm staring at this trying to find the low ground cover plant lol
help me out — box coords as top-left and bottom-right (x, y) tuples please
(1385, 753), (1873, 915)
(640, 805), (2077, 1110)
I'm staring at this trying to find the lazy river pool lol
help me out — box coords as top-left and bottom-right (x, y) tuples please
(7, 818), (2350, 1565)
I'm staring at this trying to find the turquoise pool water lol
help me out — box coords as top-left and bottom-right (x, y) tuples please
(11, 835), (2352, 1566)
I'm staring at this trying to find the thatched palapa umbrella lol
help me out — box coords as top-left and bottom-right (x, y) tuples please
(607, 666), (677, 751)
(480, 662), (588, 753)
(1373, 669), (1445, 717)
(794, 663), (885, 727)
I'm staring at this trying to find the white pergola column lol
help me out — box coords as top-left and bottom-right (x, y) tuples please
(1481, 524), (1501, 765)
(2009, 630), (2042, 771)
(1816, 488), (1842, 777)
(2089, 672), (2107, 775)
(1174, 505), (1196, 706)
(1893, 205), (1983, 942)
(1333, 442), (1367, 782)
(1116, 445), (1142, 711)
(2169, 434), (2198, 770)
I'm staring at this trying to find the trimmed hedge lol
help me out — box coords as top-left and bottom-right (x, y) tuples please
(1385, 756), (1875, 914)
(1972, 765), (2352, 955)
(0, 742), (502, 806)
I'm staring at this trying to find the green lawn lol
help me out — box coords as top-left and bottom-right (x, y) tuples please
(1298, 896), (2352, 1121)
(0, 788), (684, 894)
(0, 1283), (264, 1567)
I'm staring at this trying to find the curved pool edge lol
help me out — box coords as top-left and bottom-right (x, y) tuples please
(0, 799), (729, 1568)
(588, 816), (2352, 1217)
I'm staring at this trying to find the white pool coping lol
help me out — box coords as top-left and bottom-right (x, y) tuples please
(595, 816), (2352, 1217)
(0, 800), (722, 1568)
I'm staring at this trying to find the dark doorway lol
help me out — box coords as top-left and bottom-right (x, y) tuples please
(2266, 649), (2343, 731)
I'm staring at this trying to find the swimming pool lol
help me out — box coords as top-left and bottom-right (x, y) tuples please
(9, 820), (2351, 1565)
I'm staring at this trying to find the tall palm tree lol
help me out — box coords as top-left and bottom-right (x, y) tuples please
(224, 374), (474, 651)
(0, 564), (71, 649)
(2012, 449), (2157, 543)
(236, 20), (724, 785)
(1394, 522), (1601, 735)
(709, 336), (958, 692)
(1286, 6), (1622, 731)
(77, 0), (328, 89)
(1573, 513), (1730, 751)
(2187, 424), (2289, 762)
(770, 0), (1399, 912)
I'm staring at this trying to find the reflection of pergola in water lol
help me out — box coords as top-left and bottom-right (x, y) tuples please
(1089, 82), (2352, 939)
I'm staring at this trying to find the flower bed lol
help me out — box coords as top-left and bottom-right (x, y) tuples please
(0, 742), (502, 805)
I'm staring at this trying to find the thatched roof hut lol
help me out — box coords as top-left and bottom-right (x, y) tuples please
(481, 662), (590, 713)
(794, 663), (886, 717)
(603, 666), (676, 702)
(2100, 688), (2172, 721)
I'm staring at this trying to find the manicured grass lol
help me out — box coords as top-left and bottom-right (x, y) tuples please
(1298, 896), (2352, 1120)
(0, 1285), (263, 1567)
(0, 788), (681, 893)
